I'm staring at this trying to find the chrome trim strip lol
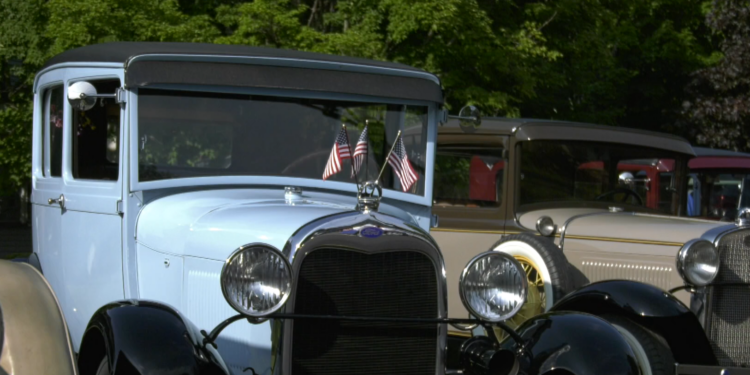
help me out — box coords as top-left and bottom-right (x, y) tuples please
(277, 210), (447, 375)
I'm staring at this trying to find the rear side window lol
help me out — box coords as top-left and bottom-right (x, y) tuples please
(44, 86), (64, 177)
(434, 148), (504, 207)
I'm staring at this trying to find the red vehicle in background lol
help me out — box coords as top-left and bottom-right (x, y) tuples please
(571, 147), (750, 220)
(687, 147), (750, 220)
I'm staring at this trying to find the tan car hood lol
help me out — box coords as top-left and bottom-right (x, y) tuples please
(518, 208), (727, 245)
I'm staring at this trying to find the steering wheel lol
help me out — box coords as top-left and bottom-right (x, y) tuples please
(280, 149), (331, 175)
(595, 187), (644, 206)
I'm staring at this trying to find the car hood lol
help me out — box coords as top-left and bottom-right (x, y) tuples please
(518, 208), (727, 244)
(136, 188), (367, 260)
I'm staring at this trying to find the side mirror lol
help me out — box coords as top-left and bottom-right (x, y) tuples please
(458, 105), (482, 128)
(68, 81), (118, 111)
(68, 81), (98, 111)
(447, 105), (482, 133)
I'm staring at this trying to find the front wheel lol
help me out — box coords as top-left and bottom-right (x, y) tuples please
(605, 315), (675, 375)
(490, 233), (573, 328)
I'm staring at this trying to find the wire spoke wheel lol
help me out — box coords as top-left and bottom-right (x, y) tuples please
(494, 256), (546, 340)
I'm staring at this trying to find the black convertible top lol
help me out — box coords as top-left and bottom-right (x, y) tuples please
(42, 42), (423, 72)
(41, 42), (442, 103)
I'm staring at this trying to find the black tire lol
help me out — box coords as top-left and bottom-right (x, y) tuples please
(94, 357), (110, 375)
(604, 315), (675, 375)
(490, 233), (573, 305)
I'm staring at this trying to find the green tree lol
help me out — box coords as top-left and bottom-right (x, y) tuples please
(0, 0), (48, 194)
(682, 0), (750, 150)
(214, 0), (562, 115)
(509, 0), (718, 129)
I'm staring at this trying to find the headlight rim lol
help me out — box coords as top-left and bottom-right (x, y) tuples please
(220, 243), (293, 318)
(459, 251), (528, 323)
(676, 238), (720, 287)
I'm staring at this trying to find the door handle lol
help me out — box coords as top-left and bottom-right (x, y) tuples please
(48, 194), (65, 209)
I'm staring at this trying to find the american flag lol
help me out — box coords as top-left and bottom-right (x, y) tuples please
(322, 127), (352, 180)
(387, 136), (419, 192)
(351, 125), (369, 178)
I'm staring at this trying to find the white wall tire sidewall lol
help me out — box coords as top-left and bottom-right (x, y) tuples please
(612, 323), (653, 375)
(492, 240), (554, 310)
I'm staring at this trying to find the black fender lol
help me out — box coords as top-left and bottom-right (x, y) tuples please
(77, 300), (229, 375)
(551, 280), (717, 366)
(500, 312), (639, 375)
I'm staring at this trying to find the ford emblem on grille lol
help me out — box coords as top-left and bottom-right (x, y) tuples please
(360, 227), (384, 238)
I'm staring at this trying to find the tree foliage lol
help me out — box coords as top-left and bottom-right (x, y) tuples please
(682, 0), (750, 150)
(0, 0), (729, 193)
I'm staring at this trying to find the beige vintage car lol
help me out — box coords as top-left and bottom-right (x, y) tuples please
(0, 260), (77, 375)
(433, 117), (749, 371)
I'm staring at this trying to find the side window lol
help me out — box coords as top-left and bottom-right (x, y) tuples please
(71, 79), (120, 181)
(44, 86), (64, 177)
(434, 148), (504, 208)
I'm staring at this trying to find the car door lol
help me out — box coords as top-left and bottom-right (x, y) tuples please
(32, 73), (66, 316)
(58, 72), (125, 349)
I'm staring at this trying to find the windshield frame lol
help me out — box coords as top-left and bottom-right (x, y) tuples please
(514, 139), (691, 216)
(128, 84), (437, 207)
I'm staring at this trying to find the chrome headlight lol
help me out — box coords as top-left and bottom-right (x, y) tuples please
(459, 251), (528, 322)
(536, 216), (556, 237)
(221, 244), (292, 317)
(677, 239), (720, 287)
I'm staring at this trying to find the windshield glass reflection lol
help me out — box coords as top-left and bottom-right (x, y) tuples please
(137, 89), (428, 195)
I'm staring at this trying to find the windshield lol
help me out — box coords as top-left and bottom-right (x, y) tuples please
(519, 140), (688, 215)
(137, 89), (429, 195)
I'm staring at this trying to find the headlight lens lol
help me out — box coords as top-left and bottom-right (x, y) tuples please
(221, 245), (292, 317)
(459, 251), (528, 322)
(677, 239), (720, 287)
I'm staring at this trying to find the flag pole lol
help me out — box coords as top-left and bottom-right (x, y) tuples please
(376, 130), (401, 185)
(342, 123), (361, 192)
(364, 119), (370, 182)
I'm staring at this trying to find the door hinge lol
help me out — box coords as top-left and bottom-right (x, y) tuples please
(439, 109), (448, 125)
(115, 88), (127, 104)
(116, 200), (124, 215)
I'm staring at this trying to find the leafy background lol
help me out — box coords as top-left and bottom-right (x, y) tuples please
(0, 0), (746, 194)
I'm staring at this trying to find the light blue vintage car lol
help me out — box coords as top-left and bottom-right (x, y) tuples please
(28, 42), (661, 375)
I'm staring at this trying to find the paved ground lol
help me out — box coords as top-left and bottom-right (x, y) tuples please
(0, 224), (32, 259)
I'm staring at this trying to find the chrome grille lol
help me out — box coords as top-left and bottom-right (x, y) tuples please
(710, 229), (750, 366)
(291, 248), (438, 375)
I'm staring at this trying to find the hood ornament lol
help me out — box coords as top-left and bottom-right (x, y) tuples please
(285, 186), (303, 203)
(357, 181), (382, 212)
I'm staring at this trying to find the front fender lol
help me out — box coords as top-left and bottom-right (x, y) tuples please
(503, 312), (639, 375)
(78, 300), (229, 375)
(551, 280), (717, 365)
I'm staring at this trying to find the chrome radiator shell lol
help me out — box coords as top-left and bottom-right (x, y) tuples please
(703, 227), (750, 367)
(275, 211), (448, 375)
